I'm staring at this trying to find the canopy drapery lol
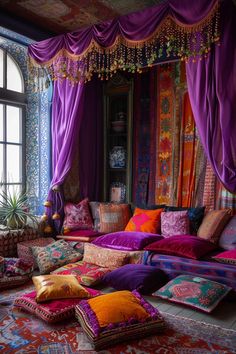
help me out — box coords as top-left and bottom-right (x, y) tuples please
(27, 0), (236, 227)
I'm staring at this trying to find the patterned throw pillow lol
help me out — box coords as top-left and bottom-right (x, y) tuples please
(63, 198), (94, 231)
(125, 208), (163, 234)
(218, 215), (236, 250)
(161, 211), (190, 237)
(153, 275), (231, 313)
(83, 243), (129, 269)
(212, 249), (236, 265)
(32, 274), (91, 302)
(75, 290), (165, 350)
(51, 260), (111, 287)
(99, 203), (131, 233)
(4, 258), (34, 277)
(197, 209), (232, 244)
(31, 240), (82, 274)
(14, 288), (101, 323)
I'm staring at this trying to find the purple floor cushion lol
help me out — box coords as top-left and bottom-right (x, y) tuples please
(92, 231), (163, 251)
(153, 275), (231, 313)
(102, 264), (168, 294)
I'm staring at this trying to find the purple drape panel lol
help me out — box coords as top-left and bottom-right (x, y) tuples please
(186, 0), (236, 193)
(78, 78), (103, 201)
(28, 0), (216, 61)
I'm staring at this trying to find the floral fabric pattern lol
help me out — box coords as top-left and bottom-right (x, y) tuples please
(154, 275), (231, 313)
(31, 240), (82, 274)
(63, 198), (94, 231)
(4, 258), (34, 277)
(161, 211), (190, 237)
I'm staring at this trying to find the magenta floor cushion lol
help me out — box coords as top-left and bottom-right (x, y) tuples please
(14, 288), (101, 323)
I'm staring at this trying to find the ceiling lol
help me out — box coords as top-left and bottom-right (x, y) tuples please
(0, 0), (165, 40)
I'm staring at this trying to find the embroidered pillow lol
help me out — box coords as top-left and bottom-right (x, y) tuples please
(83, 243), (129, 269)
(14, 288), (101, 323)
(161, 211), (190, 237)
(99, 203), (131, 233)
(153, 275), (231, 313)
(63, 198), (93, 231)
(51, 260), (111, 287)
(165, 206), (205, 235)
(92, 231), (163, 251)
(218, 215), (236, 250)
(31, 240), (82, 274)
(144, 235), (218, 259)
(125, 208), (163, 234)
(75, 290), (165, 350)
(32, 274), (91, 302)
(4, 258), (34, 277)
(212, 249), (236, 265)
(102, 264), (168, 294)
(197, 209), (232, 244)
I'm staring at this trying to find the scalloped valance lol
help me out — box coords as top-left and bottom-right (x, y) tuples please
(28, 0), (220, 87)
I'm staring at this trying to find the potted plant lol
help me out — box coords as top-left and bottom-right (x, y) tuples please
(0, 189), (37, 229)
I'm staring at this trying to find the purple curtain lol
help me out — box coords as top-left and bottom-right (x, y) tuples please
(186, 0), (236, 193)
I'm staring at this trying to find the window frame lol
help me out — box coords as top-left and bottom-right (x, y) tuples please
(0, 47), (27, 194)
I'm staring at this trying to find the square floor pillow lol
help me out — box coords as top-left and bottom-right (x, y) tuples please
(75, 290), (165, 350)
(99, 203), (132, 233)
(212, 249), (236, 265)
(218, 215), (236, 250)
(197, 209), (232, 244)
(14, 288), (101, 323)
(153, 275), (231, 313)
(161, 210), (190, 237)
(102, 264), (168, 294)
(31, 239), (82, 274)
(92, 231), (163, 251)
(51, 260), (111, 287)
(125, 208), (163, 234)
(63, 198), (94, 232)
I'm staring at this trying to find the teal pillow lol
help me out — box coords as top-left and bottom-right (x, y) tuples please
(153, 275), (231, 313)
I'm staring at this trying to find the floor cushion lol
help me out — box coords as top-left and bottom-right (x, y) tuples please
(75, 290), (165, 350)
(212, 249), (236, 265)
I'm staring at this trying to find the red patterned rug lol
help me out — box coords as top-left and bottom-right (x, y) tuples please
(0, 283), (235, 354)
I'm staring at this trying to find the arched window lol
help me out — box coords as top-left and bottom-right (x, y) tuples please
(0, 47), (26, 196)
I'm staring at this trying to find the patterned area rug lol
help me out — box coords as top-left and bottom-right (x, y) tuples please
(0, 283), (236, 354)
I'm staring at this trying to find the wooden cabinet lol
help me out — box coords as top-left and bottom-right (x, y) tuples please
(103, 74), (133, 203)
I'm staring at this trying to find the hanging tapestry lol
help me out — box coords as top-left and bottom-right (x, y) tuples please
(203, 161), (218, 211)
(219, 188), (236, 215)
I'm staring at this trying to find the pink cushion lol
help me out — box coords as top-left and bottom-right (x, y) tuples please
(14, 288), (101, 323)
(144, 235), (218, 259)
(63, 198), (93, 231)
(161, 211), (190, 237)
(212, 249), (236, 265)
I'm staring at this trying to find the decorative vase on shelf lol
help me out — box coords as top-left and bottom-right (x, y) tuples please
(109, 146), (126, 168)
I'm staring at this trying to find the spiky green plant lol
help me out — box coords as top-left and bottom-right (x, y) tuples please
(0, 189), (37, 229)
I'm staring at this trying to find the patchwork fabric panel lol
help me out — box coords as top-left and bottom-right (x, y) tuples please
(99, 203), (131, 233)
(51, 260), (111, 287)
(17, 237), (54, 269)
(75, 290), (165, 350)
(154, 275), (231, 313)
(161, 211), (190, 237)
(63, 198), (94, 231)
(197, 209), (232, 244)
(14, 288), (101, 323)
(125, 208), (163, 234)
(31, 239), (82, 274)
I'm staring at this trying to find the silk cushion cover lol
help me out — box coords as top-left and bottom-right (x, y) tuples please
(212, 249), (236, 265)
(14, 288), (101, 323)
(161, 211), (190, 237)
(63, 198), (94, 231)
(51, 260), (111, 287)
(83, 243), (129, 269)
(154, 275), (231, 313)
(218, 215), (236, 250)
(32, 274), (90, 302)
(102, 264), (168, 294)
(99, 203), (131, 233)
(31, 240), (82, 274)
(75, 290), (165, 350)
(125, 208), (163, 234)
(92, 231), (163, 251)
(197, 209), (232, 244)
(144, 235), (218, 259)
